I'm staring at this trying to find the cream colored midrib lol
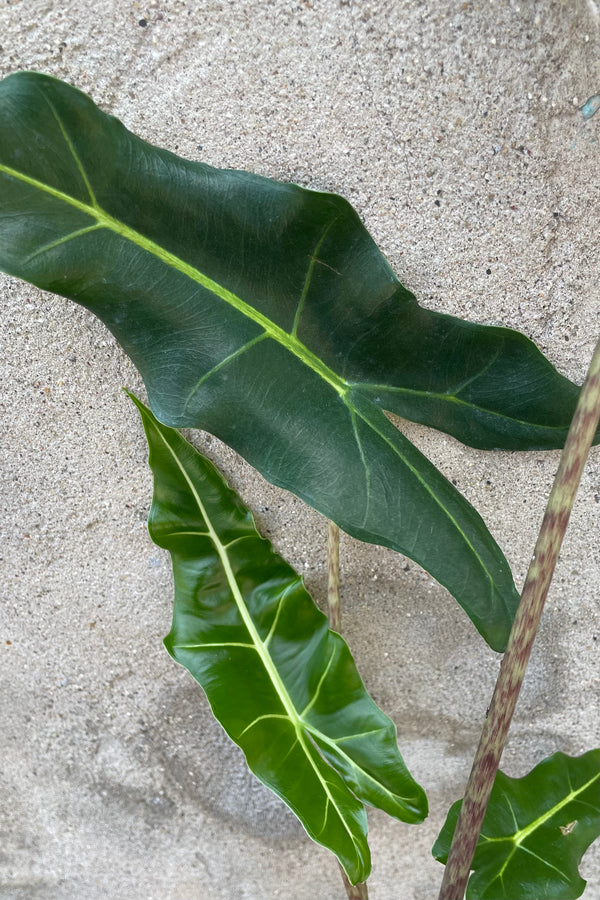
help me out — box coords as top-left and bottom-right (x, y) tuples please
(2, 160), (569, 434)
(480, 769), (600, 887)
(167, 458), (418, 812)
(514, 771), (599, 845)
(483, 770), (600, 849)
(0, 161), (347, 397)
(154, 422), (298, 719)
(1, 159), (546, 432)
(152, 418), (360, 848)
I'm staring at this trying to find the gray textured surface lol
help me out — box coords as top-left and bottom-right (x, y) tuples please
(1, 1), (599, 898)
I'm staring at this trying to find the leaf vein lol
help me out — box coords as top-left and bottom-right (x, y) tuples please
(349, 407), (371, 527)
(299, 644), (337, 719)
(184, 332), (269, 412)
(42, 91), (98, 207)
(291, 216), (339, 338)
(22, 223), (103, 264)
(358, 380), (573, 432)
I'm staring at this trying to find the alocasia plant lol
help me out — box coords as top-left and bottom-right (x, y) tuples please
(1, 72), (598, 896)
(1, 71), (597, 652)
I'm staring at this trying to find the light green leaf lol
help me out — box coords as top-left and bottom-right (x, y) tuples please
(433, 750), (600, 899)
(2, 73), (595, 649)
(129, 392), (427, 885)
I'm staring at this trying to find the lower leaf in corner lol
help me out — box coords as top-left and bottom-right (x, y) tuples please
(129, 392), (427, 885)
(433, 749), (600, 899)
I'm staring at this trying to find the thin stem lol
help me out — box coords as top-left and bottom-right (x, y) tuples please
(327, 520), (341, 632)
(327, 521), (369, 900)
(438, 337), (600, 900)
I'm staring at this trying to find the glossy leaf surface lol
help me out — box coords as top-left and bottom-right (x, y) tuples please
(129, 392), (427, 884)
(2, 73), (595, 649)
(433, 750), (600, 899)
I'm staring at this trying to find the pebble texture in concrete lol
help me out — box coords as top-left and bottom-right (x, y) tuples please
(1, 2), (599, 898)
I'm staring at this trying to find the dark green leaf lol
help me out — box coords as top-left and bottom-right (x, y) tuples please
(433, 750), (600, 899)
(129, 392), (427, 885)
(2, 73), (592, 649)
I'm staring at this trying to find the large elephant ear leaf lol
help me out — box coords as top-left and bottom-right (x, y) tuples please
(433, 749), (600, 899)
(2, 72), (596, 651)
(128, 392), (427, 886)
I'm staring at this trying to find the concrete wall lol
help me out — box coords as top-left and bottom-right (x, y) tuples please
(1, 2), (599, 898)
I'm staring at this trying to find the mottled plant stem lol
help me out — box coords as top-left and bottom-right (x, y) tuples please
(327, 520), (341, 632)
(338, 862), (369, 899)
(327, 522), (369, 900)
(438, 337), (600, 900)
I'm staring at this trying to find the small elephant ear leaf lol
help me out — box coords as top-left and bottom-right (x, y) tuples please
(2, 72), (596, 650)
(433, 749), (600, 899)
(129, 392), (427, 886)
